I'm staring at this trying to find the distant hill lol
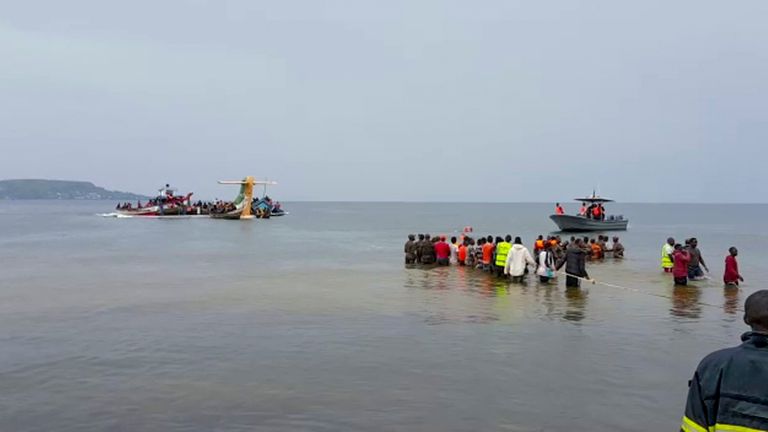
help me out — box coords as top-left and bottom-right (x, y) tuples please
(0, 179), (149, 200)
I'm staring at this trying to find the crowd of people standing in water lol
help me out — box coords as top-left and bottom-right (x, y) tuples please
(660, 237), (744, 286)
(404, 231), (624, 288)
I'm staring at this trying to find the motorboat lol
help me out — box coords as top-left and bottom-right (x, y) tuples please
(550, 194), (628, 232)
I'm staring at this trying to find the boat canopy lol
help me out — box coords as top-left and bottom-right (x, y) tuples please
(574, 196), (614, 203)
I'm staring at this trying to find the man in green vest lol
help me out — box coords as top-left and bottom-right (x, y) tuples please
(494, 235), (513, 277)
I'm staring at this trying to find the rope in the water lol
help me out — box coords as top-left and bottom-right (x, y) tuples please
(558, 271), (745, 313)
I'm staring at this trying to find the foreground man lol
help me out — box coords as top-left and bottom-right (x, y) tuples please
(681, 290), (768, 432)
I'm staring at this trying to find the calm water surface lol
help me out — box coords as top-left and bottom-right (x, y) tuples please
(1, 201), (766, 431)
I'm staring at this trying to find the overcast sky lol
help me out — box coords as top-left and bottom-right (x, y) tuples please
(1, 1), (766, 202)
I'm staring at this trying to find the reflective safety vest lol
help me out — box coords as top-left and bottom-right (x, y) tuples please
(682, 332), (768, 432)
(661, 244), (674, 268)
(495, 242), (512, 266)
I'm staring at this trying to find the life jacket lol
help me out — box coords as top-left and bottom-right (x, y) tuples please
(495, 242), (512, 266)
(555, 206), (564, 215)
(661, 244), (674, 268)
(591, 243), (602, 258)
(458, 245), (467, 261)
(550, 239), (558, 248)
(592, 206), (601, 217)
(535, 240), (545, 251)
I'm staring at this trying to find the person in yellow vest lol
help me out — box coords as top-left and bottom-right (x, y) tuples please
(661, 237), (675, 273)
(494, 235), (513, 277)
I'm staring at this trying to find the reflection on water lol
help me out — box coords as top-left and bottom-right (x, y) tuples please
(564, 287), (588, 322)
(406, 266), (591, 324)
(670, 286), (702, 319)
(723, 286), (741, 316)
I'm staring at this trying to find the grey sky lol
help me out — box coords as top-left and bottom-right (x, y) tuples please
(1, 0), (767, 202)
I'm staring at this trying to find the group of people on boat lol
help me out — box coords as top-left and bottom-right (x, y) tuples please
(404, 231), (624, 287)
(554, 202), (622, 221)
(660, 237), (744, 286)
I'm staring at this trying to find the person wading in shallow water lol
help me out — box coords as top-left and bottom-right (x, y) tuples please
(681, 290), (768, 432)
(404, 234), (416, 264)
(724, 247), (744, 286)
(556, 238), (589, 288)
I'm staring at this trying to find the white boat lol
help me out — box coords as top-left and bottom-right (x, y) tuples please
(549, 195), (628, 232)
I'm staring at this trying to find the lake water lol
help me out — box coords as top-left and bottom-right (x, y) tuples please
(1, 201), (765, 431)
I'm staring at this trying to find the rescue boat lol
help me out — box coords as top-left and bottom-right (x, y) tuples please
(549, 195), (628, 232)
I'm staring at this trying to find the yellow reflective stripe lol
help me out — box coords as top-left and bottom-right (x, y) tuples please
(681, 416), (709, 432)
(715, 423), (768, 432)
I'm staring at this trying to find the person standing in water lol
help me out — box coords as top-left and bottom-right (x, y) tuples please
(686, 238), (709, 280)
(723, 247), (744, 286)
(505, 237), (536, 282)
(672, 244), (691, 285)
(680, 290), (768, 432)
(494, 235), (513, 277)
(536, 242), (557, 283)
(435, 236), (451, 266)
(662, 237), (675, 273)
(404, 234), (417, 264)
(611, 236), (624, 259)
(556, 239), (589, 288)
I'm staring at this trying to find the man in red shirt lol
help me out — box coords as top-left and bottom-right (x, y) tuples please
(435, 236), (451, 266)
(724, 247), (744, 286)
(672, 244), (691, 285)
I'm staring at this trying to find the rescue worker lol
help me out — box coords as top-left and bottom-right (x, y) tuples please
(662, 237), (676, 273)
(494, 235), (513, 277)
(681, 290), (768, 432)
(404, 234), (417, 264)
(556, 239), (589, 288)
(555, 203), (565, 215)
(414, 234), (425, 263)
(419, 234), (436, 265)
(723, 247), (744, 286)
(611, 236), (624, 259)
(579, 203), (588, 217)
(505, 237), (536, 282)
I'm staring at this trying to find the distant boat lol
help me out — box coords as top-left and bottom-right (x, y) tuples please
(549, 195), (628, 232)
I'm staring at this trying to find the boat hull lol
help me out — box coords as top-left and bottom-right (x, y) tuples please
(550, 214), (628, 232)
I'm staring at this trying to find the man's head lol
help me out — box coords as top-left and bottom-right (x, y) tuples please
(690, 238), (698, 248)
(674, 244), (683, 251)
(667, 237), (675, 246)
(450, 236), (457, 244)
(408, 234), (415, 241)
(538, 235), (543, 240)
(505, 234), (512, 242)
(425, 234), (431, 240)
(418, 234), (424, 241)
(487, 235), (493, 243)
(730, 246), (738, 257)
(514, 236), (522, 245)
(495, 236), (503, 244)
(556, 202), (560, 206)
(613, 236), (619, 242)
(744, 290), (768, 332)
(440, 235), (447, 242)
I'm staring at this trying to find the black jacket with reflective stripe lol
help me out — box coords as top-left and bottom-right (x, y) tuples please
(682, 332), (768, 432)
